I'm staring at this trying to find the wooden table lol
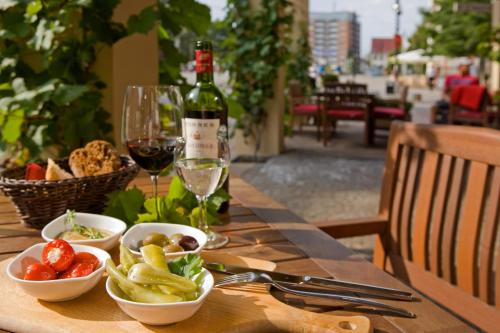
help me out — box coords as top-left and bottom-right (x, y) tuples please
(0, 176), (474, 332)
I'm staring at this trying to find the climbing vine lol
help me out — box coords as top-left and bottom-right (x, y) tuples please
(0, 0), (210, 167)
(287, 24), (312, 95)
(222, 0), (293, 153)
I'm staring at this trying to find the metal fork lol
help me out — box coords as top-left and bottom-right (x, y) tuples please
(216, 272), (416, 318)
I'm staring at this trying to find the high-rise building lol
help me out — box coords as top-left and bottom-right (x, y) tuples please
(309, 11), (360, 72)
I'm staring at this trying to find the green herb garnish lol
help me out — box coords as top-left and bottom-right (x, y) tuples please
(168, 253), (203, 279)
(64, 209), (105, 239)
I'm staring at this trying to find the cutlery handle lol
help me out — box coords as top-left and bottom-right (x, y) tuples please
(273, 282), (416, 319)
(308, 276), (415, 301)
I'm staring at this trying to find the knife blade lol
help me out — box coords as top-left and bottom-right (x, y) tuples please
(206, 262), (415, 301)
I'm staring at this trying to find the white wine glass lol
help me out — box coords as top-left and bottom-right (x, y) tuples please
(121, 85), (183, 219)
(174, 126), (230, 249)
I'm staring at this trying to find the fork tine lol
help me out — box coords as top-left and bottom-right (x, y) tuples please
(215, 272), (256, 287)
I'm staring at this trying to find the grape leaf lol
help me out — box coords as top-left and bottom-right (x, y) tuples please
(103, 187), (145, 227)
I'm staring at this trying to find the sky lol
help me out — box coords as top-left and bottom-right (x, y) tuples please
(198, 0), (432, 56)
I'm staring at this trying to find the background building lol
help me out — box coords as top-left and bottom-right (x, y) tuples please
(309, 11), (360, 72)
(368, 38), (396, 75)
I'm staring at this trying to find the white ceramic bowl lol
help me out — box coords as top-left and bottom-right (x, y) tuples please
(6, 243), (110, 302)
(42, 212), (127, 251)
(106, 268), (213, 325)
(121, 223), (207, 259)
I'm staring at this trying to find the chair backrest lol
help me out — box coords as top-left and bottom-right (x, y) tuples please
(325, 92), (372, 111)
(374, 122), (500, 331)
(288, 80), (303, 99)
(324, 83), (367, 95)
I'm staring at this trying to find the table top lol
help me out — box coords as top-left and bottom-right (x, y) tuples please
(0, 176), (473, 332)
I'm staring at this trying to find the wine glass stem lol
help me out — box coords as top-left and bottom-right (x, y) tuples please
(196, 195), (210, 235)
(150, 174), (160, 219)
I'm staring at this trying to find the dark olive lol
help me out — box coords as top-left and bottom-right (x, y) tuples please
(179, 235), (199, 251)
(143, 232), (170, 247)
(163, 244), (184, 253)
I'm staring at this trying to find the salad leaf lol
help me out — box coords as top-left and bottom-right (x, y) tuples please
(168, 253), (203, 279)
(103, 187), (145, 227)
(102, 177), (230, 228)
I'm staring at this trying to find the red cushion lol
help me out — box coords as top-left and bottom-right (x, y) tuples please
(374, 107), (405, 118)
(292, 104), (319, 114)
(450, 85), (465, 104)
(326, 109), (365, 119)
(457, 86), (486, 111)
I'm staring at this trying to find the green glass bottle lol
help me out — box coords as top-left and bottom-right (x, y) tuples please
(183, 40), (229, 213)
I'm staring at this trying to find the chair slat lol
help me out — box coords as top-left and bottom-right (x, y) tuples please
(456, 161), (489, 295)
(412, 151), (439, 269)
(429, 155), (453, 276)
(400, 148), (420, 260)
(388, 145), (411, 255)
(441, 158), (465, 283)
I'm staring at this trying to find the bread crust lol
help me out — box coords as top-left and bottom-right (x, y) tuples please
(69, 140), (120, 177)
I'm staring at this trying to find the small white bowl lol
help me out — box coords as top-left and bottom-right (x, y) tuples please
(121, 223), (207, 259)
(106, 268), (213, 325)
(42, 212), (127, 251)
(6, 243), (110, 302)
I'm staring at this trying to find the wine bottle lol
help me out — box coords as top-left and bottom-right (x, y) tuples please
(183, 40), (229, 213)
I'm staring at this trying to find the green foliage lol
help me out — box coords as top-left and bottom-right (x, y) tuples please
(221, 0), (293, 153)
(0, 0), (127, 165)
(157, 0), (211, 87)
(103, 176), (231, 228)
(408, 0), (491, 57)
(0, 0), (211, 166)
(287, 24), (311, 95)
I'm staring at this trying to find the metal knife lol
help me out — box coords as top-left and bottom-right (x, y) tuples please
(206, 262), (415, 301)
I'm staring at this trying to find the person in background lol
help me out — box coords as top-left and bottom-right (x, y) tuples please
(426, 61), (436, 90)
(434, 59), (478, 123)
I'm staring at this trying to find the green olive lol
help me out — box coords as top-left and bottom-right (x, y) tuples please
(163, 244), (184, 253)
(169, 233), (184, 245)
(142, 232), (170, 247)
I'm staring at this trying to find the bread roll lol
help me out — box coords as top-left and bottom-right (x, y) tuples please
(69, 140), (120, 177)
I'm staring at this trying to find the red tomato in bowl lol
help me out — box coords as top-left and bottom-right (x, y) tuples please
(59, 263), (94, 279)
(24, 262), (57, 281)
(73, 252), (99, 270)
(42, 240), (75, 272)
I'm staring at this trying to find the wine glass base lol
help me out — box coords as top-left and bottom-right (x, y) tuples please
(204, 231), (229, 250)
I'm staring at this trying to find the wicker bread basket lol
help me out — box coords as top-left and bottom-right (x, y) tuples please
(0, 155), (139, 229)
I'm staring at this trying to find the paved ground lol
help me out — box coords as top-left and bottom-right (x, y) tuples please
(230, 75), (441, 259)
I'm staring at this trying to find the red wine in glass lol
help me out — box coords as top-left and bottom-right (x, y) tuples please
(126, 137), (177, 175)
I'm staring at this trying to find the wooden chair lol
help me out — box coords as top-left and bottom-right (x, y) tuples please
(448, 85), (498, 127)
(321, 91), (372, 146)
(323, 82), (368, 95)
(288, 80), (321, 139)
(367, 85), (410, 144)
(314, 122), (500, 332)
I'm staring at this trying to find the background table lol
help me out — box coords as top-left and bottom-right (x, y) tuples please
(0, 176), (474, 332)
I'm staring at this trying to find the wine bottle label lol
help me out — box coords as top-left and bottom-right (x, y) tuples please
(183, 118), (220, 158)
(195, 50), (213, 74)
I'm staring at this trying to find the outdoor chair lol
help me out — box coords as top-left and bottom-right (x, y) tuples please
(367, 85), (410, 144)
(448, 85), (498, 127)
(323, 82), (368, 95)
(288, 80), (321, 139)
(321, 91), (373, 146)
(314, 122), (500, 332)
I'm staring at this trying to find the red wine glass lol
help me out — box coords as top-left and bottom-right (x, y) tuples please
(121, 85), (183, 219)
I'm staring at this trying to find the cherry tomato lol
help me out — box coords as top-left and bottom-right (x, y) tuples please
(23, 262), (57, 281)
(73, 252), (99, 270)
(25, 163), (46, 180)
(42, 240), (75, 272)
(59, 263), (94, 279)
